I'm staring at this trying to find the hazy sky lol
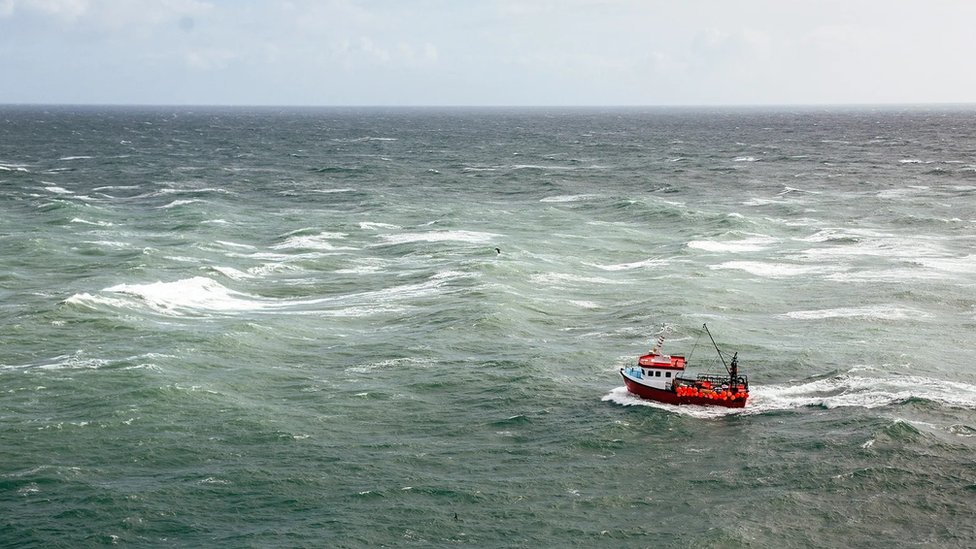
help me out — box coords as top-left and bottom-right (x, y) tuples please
(2, 0), (974, 106)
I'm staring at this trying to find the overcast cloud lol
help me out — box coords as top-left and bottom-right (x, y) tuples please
(1, 0), (974, 106)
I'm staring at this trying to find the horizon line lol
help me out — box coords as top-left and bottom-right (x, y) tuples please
(2, 101), (976, 110)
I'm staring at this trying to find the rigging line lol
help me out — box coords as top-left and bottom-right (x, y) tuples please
(703, 323), (731, 376)
(687, 329), (703, 365)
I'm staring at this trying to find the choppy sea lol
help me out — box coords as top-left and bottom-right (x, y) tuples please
(2, 105), (976, 548)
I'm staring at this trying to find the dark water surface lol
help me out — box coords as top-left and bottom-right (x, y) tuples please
(2, 106), (975, 547)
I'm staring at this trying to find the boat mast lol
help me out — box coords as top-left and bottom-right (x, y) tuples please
(703, 323), (731, 376)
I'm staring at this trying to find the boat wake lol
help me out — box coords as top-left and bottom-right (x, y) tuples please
(604, 371), (976, 418)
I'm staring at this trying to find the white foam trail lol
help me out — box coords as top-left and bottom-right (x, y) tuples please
(211, 266), (255, 280)
(529, 272), (623, 286)
(273, 232), (357, 251)
(796, 227), (885, 243)
(215, 240), (256, 250)
(310, 188), (356, 194)
(359, 221), (401, 230)
(64, 293), (135, 311)
(159, 199), (199, 209)
(914, 255), (976, 274)
(781, 305), (930, 321)
(753, 373), (976, 410)
(155, 187), (228, 196)
(587, 257), (670, 271)
(540, 194), (601, 203)
(778, 186), (820, 195)
(713, 261), (844, 278)
(59, 155), (94, 161)
(824, 268), (947, 283)
(67, 271), (467, 317)
(92, 185), (140, 192)
(70, 218), (115, 227)
(602, 386), (740, 418)
(791, 234), (945, 261)
(377, 230), (500, 245)
(335, 257), (389, 275)
(604, 371), (976, 417)
(101, 277), (273, 315)
(688, 235), (776, 253)
(0, 163), (30, 172)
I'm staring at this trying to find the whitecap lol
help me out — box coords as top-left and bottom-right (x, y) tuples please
(687, 235), (776, 253)
(59, 155), (93, 161)
(273, 232), (357, 251)
(214, 240), (256, 250)
(359, 221), (402, 230)
(778, 186), (820, 195)
(529, 272), (622, 286)
(159, 199), (199, 209)
(7, 352), (111, 372)
(913, 255), (976, 274)
(587, 257), (670, 271)
(824, 268), (946, 283)
(712, 261), (843, 278)
(70, 270), (465, 318)
(155, 187), (228, 196)
(92, 185), (141, 192)
(64, 293), (137, 312)
(540, 194), (600, 203)
(86, 240), (131, 249)
(44, 186), (74, 195)
(733, 156), (758, 162)
(346, 357), (433, 373)
(779, 305), (928, 321)
(742, 197), (783, 206)
(377, 230), (500, 245)
(70, 218), (115, 227)
(310, 188), (356, 194)
(210, 266), (255, 280)
(101, 277), (275, 315)
(335, 257), (388, 275)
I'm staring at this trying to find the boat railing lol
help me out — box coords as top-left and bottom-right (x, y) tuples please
(678, 373), (749, 390)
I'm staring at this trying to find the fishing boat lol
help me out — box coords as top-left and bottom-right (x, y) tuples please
(619, 324), (749, 408)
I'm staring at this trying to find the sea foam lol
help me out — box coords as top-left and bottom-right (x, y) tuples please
(377, 230), (500, 245)
(604, 371), (976, 418)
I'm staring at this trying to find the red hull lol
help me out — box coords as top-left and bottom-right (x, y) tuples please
(621, 373), (747, 408)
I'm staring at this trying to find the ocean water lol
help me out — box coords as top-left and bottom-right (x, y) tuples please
(2, 105), (976, 548)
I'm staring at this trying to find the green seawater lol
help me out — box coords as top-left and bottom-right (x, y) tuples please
(2, 106), (975, 547)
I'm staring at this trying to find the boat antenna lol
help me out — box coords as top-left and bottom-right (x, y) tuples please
(703, 323), (732, 376)
(650, 324), (670, 354)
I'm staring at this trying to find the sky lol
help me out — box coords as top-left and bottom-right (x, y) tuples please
(1, 0), (975, 106)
